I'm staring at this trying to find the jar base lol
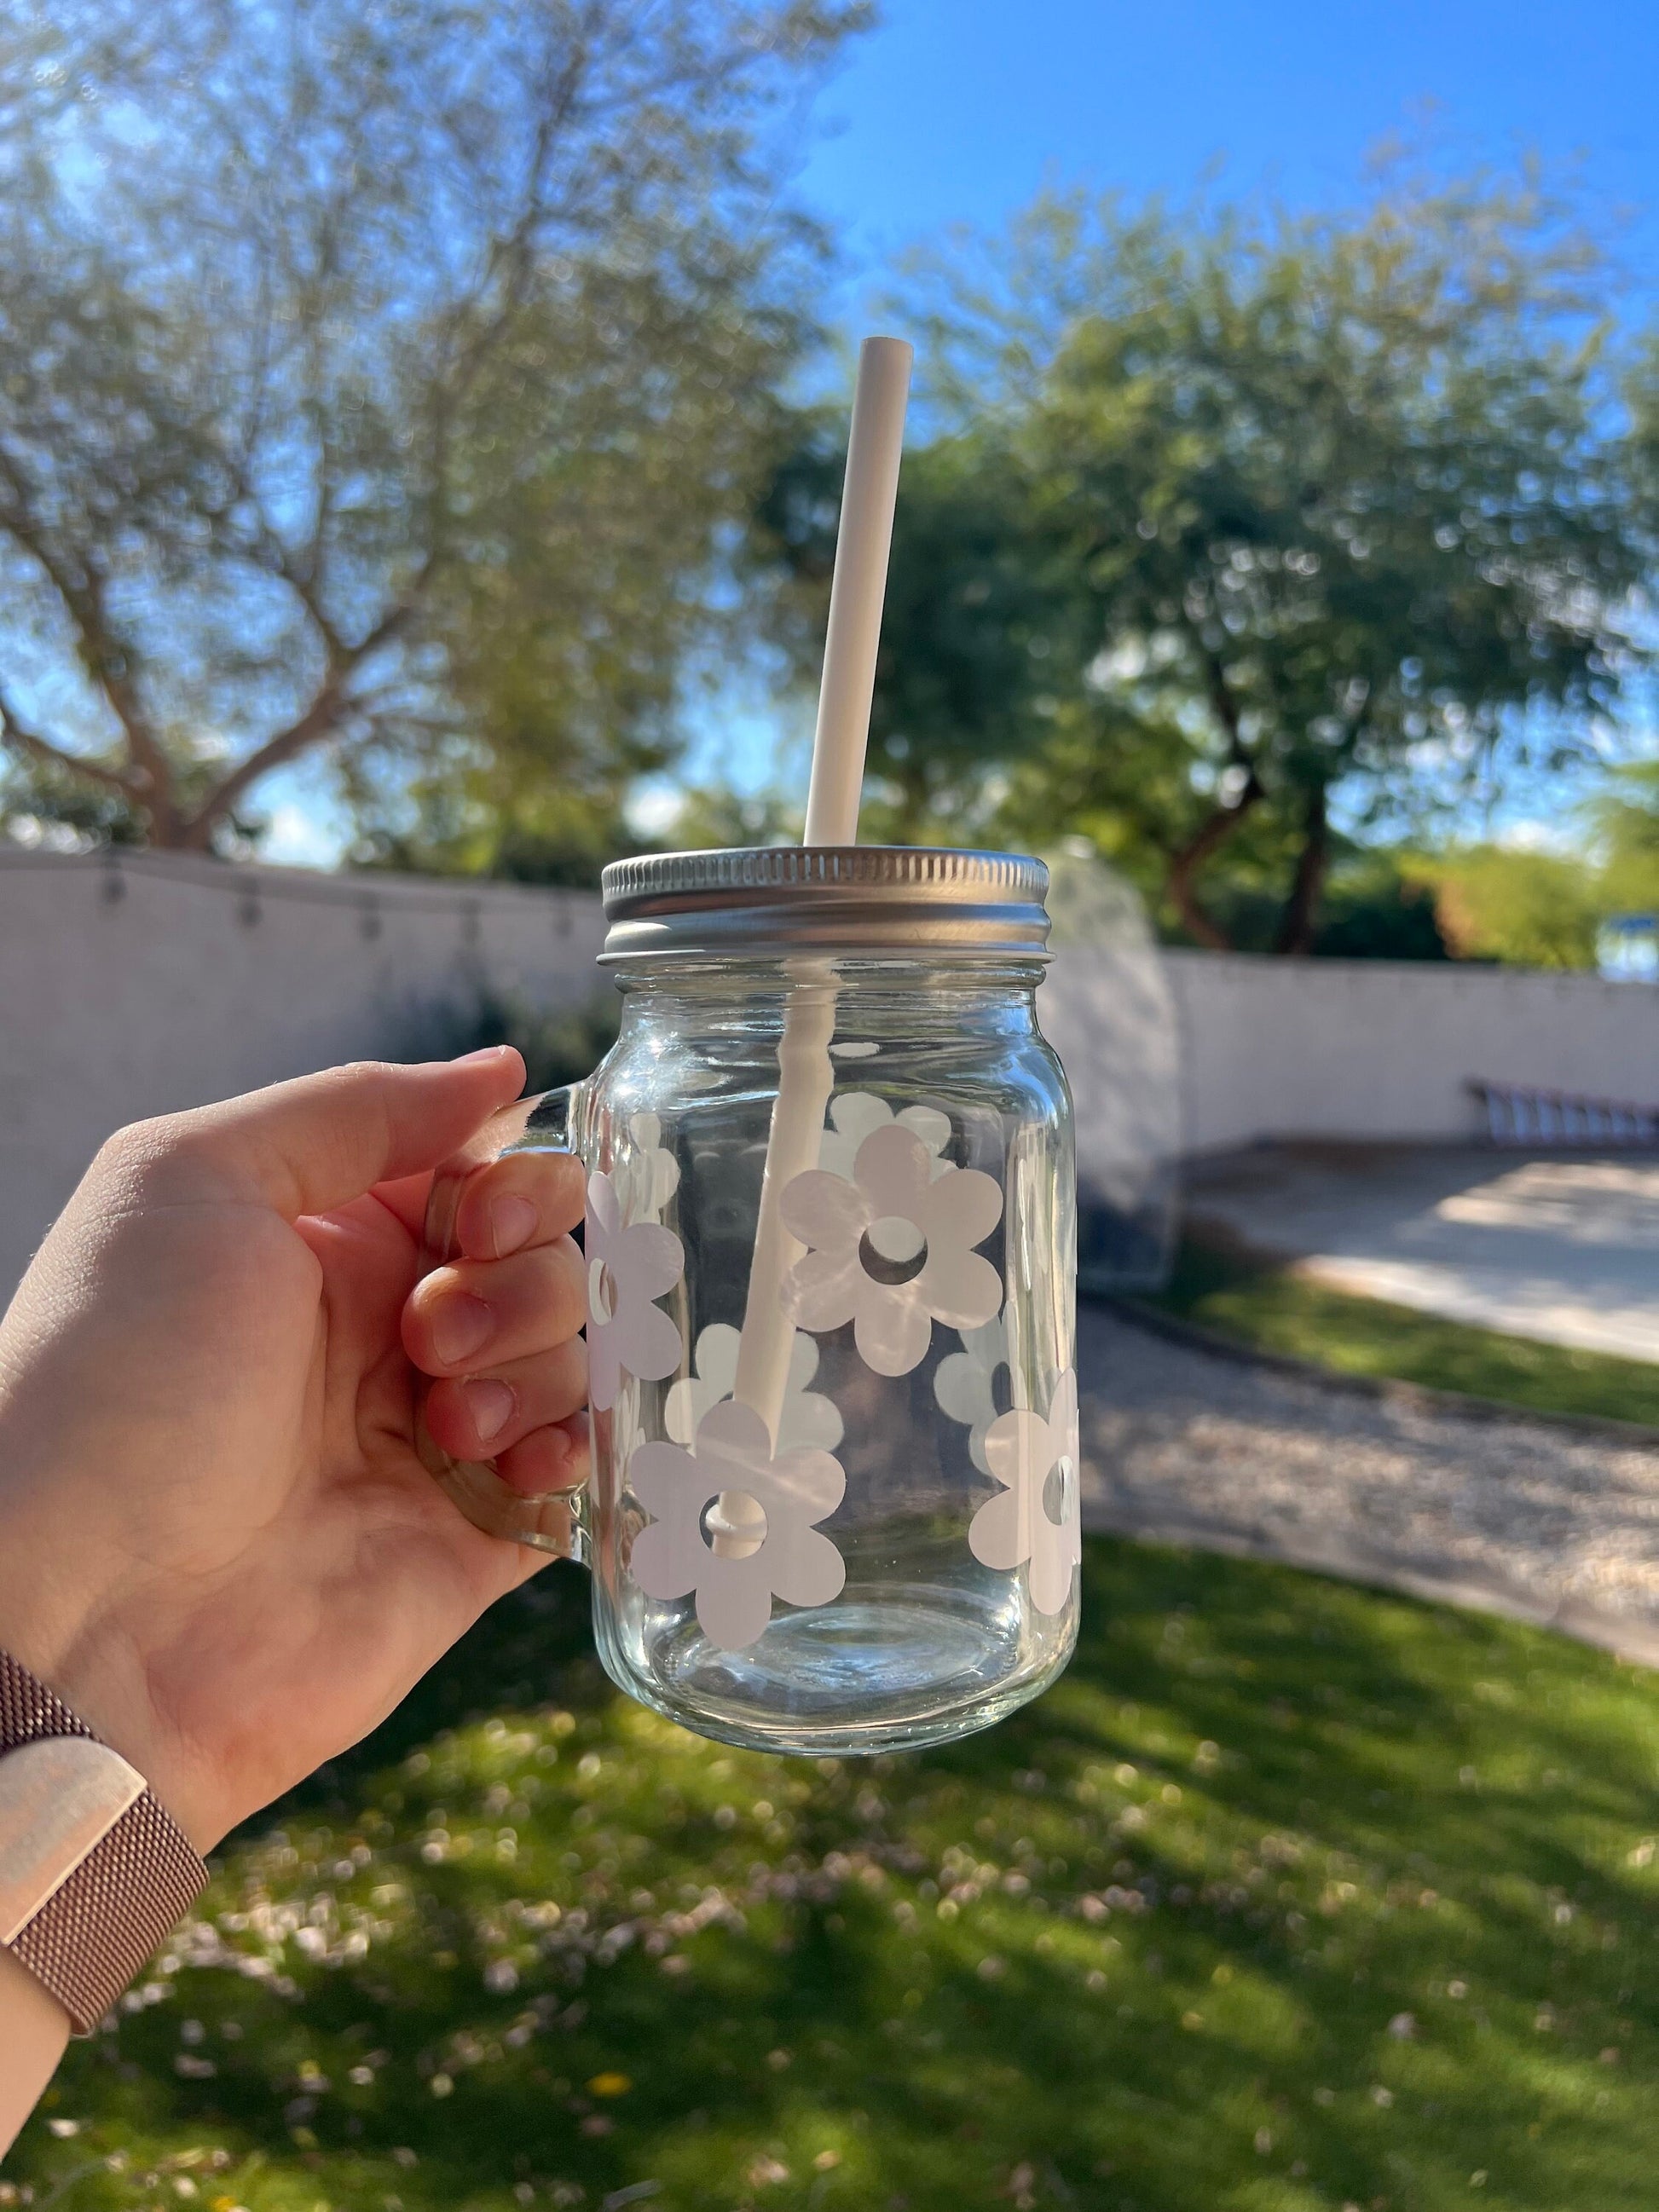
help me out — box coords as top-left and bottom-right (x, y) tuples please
(604, 1581), (1076, 1756)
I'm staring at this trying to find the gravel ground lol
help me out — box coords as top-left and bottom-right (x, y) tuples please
(1078, 1300), (1659, 1665)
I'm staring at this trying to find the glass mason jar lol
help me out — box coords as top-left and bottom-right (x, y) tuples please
(418, 847), (1078, 1754)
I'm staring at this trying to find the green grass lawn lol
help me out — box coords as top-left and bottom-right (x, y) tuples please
(1140, 1239), (1659, 1429)
(14, 1539), (1659, 2212)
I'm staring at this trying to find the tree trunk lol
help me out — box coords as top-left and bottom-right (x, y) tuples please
(1164, 777), (1264, 950)
(139, 784), (189, 848)
(165, 800), (231, 854)
(1273, 781), (1330, 956)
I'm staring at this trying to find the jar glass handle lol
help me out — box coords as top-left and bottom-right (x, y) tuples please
(414, 1083), (591, 1556)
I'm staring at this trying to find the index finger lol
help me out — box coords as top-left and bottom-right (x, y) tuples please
(453, 1151), (587, 1261)
(141, 1049), (528, 1220)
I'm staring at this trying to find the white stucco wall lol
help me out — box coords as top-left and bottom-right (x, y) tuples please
(3, 848), (1656, 1302)
(0, 847), (609, 1296)
(1154, 950), (1659, 1155)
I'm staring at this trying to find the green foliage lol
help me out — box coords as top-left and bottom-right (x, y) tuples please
(0, 0), (867, 854)
(879, 166), (1653, 949)
(20, 1540), (1659, 2207)
(0, 749), (149, 848)
(1402, 845), (1610, 969)
(658, 783), (804, 851)
(1166, 841), (1453, 959)
(354, 779), (638, 892)
(1311, 851), (1450, 962)
(1148, 1239), (1659, 1426)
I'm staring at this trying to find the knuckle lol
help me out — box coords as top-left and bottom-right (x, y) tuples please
(334, 1058), (397, 1090)
(318, 1060), (398, 1125)
(93, 1111), (196, 1186)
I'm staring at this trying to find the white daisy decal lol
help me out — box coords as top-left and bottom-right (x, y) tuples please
(934, 1310), (1018, 1472)
(627, 1400), (847, 1650)
(781, 1122), (1003, 1377)
(968, 1369), (1081, 1617)
(610, 1110), (680, 1226)
(664, 1322), (843, 1453)
(584, 1168), (684, 1413)
(818, 1090), (954, 1181)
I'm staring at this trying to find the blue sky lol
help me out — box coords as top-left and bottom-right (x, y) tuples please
(266, 0), (1659, 863)
(796, 0), (1658, 282)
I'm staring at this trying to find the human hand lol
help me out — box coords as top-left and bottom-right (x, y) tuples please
(0, 1051), (587, 1853)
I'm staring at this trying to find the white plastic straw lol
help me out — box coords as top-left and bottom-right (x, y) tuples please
(725, 336), (913, 1474)
(803, 336), (915, 846)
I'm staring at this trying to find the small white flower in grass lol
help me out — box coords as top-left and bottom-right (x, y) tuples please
(934, 1310), (1021, 1471)
(818, 1090), (954, 1181)
(584, 1169), (683, 1412)
(627, 1400), (846, 1650)
(611, 1111), (680, 1225)
(783, 1123), (1002, 1377)
(665, 1323), (843, 1452)
(969, 1368), (1081, 1616)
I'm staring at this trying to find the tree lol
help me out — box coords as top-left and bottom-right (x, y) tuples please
(1402, 844), (1608, 969)
(910, 170), (1651, 950)
(0, 0), (865, 855)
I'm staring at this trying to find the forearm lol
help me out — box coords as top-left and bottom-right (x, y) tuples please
(0, 1946), (71, 2154)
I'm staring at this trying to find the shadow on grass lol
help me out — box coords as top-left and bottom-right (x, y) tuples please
(19, 1539), (1659, 2211)
(1143, 1237), (1659, 1429)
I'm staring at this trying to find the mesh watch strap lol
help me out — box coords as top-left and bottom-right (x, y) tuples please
(0, 1650), (208, 2035)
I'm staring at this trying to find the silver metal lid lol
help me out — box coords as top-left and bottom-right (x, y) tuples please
(598, 846), (1051, 962)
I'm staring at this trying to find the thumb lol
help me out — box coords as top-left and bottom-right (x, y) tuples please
(153, 1048), (528, 1221)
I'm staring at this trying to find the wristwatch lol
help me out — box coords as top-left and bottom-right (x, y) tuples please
(0, 1651), (208, 2034)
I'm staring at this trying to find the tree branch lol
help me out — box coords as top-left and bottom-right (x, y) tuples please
(1273, 779), (1331, 956)
(416, 10), (600, 552)
(0, 685), (136, 799)
(1159, 616), (1268, 950)
(0, 449), (178, 827)
(175, 578), (432, 846)
(1195, 638), (1252, 771)
(1164, 776), (1265, 950)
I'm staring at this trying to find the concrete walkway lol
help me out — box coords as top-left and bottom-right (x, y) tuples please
(1182, 1143), (1659, 1363)
(1078, 1301), (1659, 1666)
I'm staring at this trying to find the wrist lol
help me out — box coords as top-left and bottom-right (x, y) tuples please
(0, 1608), (226, 1854)
(0, 1647), (211, 2042)
(0, 1945), (72, 2152)
(0, 1439), (230, 1851)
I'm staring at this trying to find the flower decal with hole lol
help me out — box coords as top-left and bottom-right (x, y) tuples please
(934, 1310), (1018, 1474)
(818, 1091), (955, 1181)
(968, 1368), (1081, 1616)
(781, 1122), (1003, 1377)
(627, 1399), (847, 1650)
(611, 1110), (680, 1226)
(584, 1168), (684, 1412)
(664, 1322), (843, 1453)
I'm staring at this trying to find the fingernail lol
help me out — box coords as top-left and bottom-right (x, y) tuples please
(432, 1291), (492, 1366)
(490, 1194), (537, 1257)
(463, 1377), (515, 1444)
(456, 1044), (512, 1066)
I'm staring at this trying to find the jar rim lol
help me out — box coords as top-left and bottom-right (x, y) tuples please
(598, 846), (1051, 963)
